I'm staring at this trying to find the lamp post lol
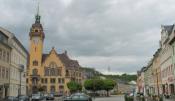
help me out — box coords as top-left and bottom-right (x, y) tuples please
(18, 64), (24, 96)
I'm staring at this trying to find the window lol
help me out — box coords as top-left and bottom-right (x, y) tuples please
(62, 78), (64, 83)
(50, 68), (55, 76)
(26, 78), (28, 83)
(32, 69), (38, 75)
(58, 69), (61, 76)
(59, 85), (64, 89)
(6, 69), (8, 79)
(3, 51), (6, 61)
(7, 52), (9, 62)
(66, 70), (69, 76)
(35, 29), (38, 32)
(0, 49), (2, 60)
(33, 60), (38, 66)
(2, 67), (5, 78)
(41, 78), (44, 83)
(49, 62), (57, 68)
(55, 68), (61, 76)
(0, 31), (8, 43)
(0, 66), (1, 78)
(45, 78), (48, 83)
(79, 73), (81, 77)
(58, 78), (61, 83)
(50, 78), (55, 83)
(50, 86), (55, 93)
(44, 67), (50, 76)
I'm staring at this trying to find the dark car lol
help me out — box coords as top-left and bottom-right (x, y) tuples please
(63, 93), (92, 101)
(18, 95), (29, 101)
(46, 93), (54, 100)
(124, 92), (134, 101)
(4, 96), (18, 101)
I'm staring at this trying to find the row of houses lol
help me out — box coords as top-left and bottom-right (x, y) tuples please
(137, 24), (175, 96)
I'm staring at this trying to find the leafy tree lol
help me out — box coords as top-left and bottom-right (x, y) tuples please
(84, 79), (104, 91)
(67, 81), (82, 93)
(103, 79), (116, 96)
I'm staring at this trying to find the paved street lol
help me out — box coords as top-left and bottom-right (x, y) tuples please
(94, 95), (124, 101)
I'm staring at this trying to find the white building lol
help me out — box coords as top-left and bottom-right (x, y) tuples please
(0, 27), (28, 97)
(160, 25), (175, 95)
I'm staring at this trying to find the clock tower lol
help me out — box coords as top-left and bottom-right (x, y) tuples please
(28, 8), (44, 93)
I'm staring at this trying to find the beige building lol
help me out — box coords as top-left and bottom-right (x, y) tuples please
(152, 49), (162, 95)
(144, 59), (154, 96)
(27, 11), (83, 95)
(0, 30), (11, 99)
(0, 27), (28, 97)
(160, 25), (174, 95)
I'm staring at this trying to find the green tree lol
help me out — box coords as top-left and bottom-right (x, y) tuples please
(84, 79), (104, 92)
(103, 79), (116, 96)
(67, 81), (82, 93)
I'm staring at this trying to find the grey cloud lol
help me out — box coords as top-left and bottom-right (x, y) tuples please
(0, 0), (174, 73)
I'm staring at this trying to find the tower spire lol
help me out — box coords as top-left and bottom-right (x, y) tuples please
(35, 1), (40, 23)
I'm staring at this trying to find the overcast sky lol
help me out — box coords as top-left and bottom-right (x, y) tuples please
(1, 0), (175, 74)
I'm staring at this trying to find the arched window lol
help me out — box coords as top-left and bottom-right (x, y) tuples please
(49, 62), (57, 68)
(55, 68), (61, 76)
(44, 67), (50, 76)
(33, 60), (38, 66)
(50, 68), (55, 76)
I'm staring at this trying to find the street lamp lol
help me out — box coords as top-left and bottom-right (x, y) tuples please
(18, 64), (24, 96)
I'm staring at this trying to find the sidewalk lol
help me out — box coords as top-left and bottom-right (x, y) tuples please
(134, 97), (175, 101)
(164, 98), (175, 101)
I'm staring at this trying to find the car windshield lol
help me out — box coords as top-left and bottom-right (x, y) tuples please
(71, 93), (89, 99)
(72, 95), (79, 99)
(19, 96), (26, 98)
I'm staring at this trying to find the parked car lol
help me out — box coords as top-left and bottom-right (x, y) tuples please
(4, 96), (18, 101)
(46, 93), (54, 100)
(124, 92), (134, 101)
(18, 95), (29, 101)
(63, 93), (92, 101)
(54, 93), (63, 97)
(31, 93), (44, 101)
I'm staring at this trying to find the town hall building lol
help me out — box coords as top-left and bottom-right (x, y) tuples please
(27, 11), (83, 95)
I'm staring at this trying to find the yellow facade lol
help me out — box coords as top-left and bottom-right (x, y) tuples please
(27, 13), (83, 95)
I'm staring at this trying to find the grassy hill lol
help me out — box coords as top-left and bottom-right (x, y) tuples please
(81, 67), (137, 82)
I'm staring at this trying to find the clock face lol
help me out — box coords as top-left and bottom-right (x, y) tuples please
(32, 37), (40, 44)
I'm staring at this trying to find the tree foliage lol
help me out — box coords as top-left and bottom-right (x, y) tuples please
(84, 79), (116, 95)
(103, 79), (116, 96)
(85, 79), (104, 91)
(67, 81), (82, 93)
